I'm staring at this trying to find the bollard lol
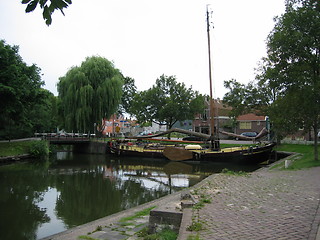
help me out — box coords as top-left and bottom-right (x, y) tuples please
(285, 160), (292, 168)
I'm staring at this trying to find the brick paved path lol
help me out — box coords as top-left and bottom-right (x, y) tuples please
(187, 167), (320, 240)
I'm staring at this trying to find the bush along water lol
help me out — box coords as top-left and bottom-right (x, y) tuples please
(29, 140), (49, 160)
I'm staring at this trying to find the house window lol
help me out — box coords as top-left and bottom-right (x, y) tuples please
(201, 127), (209, 134)
(201, 109), (208, 121)
(240, 122), (252, 129)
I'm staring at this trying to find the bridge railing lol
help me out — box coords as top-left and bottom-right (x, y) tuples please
(35, 133), (95, 141)
(34, 133), (127, 142)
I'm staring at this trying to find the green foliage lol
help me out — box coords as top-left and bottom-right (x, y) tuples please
(140, 227), (178, 240)
(136, 227), (150, 238)
(58, 56), (123, 133)
(119, 77), (137, 116)
(263, 0), (320, 159)
(0, 40), (56, 140)
(29, 89), (59, 133)
(29, 140), (49, 158)
(223, 79), (250, 118)
(0, 141), (36, 157)
(119, 206), (156, 222)
(221, 168), (249, 176)
(193, 194), (212, 210)
(131, 75), (205, 129)
(78, 235), (99, 240)
(223, 0), (320, 160)
(187, 234), (203, 240)
(187, 222), (203, 232)
(22, 0), (72, 25)
(94, 225), (102, 232)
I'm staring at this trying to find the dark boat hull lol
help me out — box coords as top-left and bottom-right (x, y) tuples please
(199, 143), (276, 164)
(108, 142), (276, 164)
(109, 144), (164, 159)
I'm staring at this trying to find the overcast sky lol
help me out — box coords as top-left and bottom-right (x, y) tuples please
(0, 0), (285, 98)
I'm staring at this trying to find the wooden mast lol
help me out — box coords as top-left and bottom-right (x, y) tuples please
(206, 5), (220, 150)
(206, 5), (214, 136)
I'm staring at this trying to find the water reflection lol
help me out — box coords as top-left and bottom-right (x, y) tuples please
(36, 188), (65, 239)
(0, 163), (50, 240)
(0, 152), (260, 240)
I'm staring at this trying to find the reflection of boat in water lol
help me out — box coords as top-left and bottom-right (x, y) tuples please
(163, 161), (193, 175)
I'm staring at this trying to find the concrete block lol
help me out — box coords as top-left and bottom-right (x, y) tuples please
(148, 209), (183, 234)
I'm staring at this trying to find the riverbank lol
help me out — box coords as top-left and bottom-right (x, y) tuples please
(0, 139), (39, 164)
(41, 154), (320, 240)
(0, 138), (36, 156)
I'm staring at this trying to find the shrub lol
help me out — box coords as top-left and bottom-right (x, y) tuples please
(29, 140), (49, 159)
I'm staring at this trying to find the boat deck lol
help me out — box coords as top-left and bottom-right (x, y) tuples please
(119, 144), (249, 154)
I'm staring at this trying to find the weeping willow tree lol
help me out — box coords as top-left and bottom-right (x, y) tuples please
(57, 56), (123, 133)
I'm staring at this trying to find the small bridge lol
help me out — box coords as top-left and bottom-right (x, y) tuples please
(44, 136), (91, 145)
(40, 134), (107, 154)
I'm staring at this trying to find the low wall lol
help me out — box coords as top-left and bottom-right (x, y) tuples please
(281, 139), (319, 145)
(73, 141), (108, 154)
(0, 154), (32, 165)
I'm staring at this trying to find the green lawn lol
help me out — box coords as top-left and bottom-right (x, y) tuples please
(0, 141), (36, 157)
(275, 144), (320, 170)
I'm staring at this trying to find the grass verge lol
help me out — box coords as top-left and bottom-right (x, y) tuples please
(137, 226), (178, 240)
(187, 234), (203, 240)
(0, 141), (37, 157)
(221, 168), (250, 176)
(119, 206), (156, 223)
(78, 235), (99, 240)
(275, 144), (320, 170)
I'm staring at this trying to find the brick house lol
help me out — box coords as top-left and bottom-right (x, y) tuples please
(235, 113), (266, 135)
(101, 115), (140, 136)
(192, 99), (232, 139)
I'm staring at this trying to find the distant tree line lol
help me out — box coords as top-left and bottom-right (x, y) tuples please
(0, 40), (204, 140)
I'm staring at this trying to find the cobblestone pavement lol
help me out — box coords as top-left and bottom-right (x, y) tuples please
(184, 167), (320, 240)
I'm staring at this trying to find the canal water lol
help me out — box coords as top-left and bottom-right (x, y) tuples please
(0, 152), (261, 240)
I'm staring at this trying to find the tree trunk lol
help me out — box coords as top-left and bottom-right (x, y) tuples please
(313, 124), (318, 161)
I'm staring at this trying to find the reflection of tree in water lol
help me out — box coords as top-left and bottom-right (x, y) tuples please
(53, 165), (171, 228)
(54, 166), (123, 227)
(0, 165), (50, 240)
(118, 177), (169, 209)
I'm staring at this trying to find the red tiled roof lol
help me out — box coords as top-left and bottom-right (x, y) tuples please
(237, 113), (265, 121)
